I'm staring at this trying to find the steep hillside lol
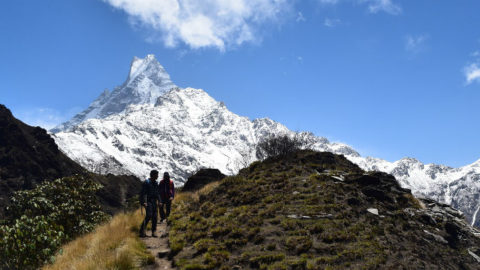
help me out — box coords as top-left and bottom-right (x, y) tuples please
(0, 104), (85, 216)
(0, 104), (141, 217)
(168, 150), (480, 269)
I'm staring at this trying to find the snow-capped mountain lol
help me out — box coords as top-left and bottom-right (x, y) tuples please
(51, 54), (480, 227)
(53, 86), (353, 182)
(348, 155), (480, 227)
(51, 54), (176, 133)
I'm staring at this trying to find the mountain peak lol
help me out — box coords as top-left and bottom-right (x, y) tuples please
(52, 54), (177, 133)
(128, 54), (162, 81)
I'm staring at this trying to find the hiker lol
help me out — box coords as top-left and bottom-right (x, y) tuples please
(159, 172), (175, 222)
(139, 170), (161, 237)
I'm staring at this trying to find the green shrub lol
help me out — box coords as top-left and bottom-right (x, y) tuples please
(6, 175), (108, 238)
(256, 134), (309, 160)
(0, 215), (64, 269)
(0, 175), (109, 269)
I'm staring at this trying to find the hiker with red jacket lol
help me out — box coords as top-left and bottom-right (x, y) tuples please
(159, 172), (175, 222)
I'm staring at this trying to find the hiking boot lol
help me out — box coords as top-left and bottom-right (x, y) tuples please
(151, 232), (158, 238)
(139, 232), (147, 238)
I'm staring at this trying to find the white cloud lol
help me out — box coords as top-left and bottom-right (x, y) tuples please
(464, 63), (480, 85)
(365, 0), (402, 15)
(405, 34), (429, 53)
(324, 18), (341, 27)
(103, 0), (291, 51)
(463, 43), (480, 85)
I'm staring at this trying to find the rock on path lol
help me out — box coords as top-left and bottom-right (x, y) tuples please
(142, 221), (176, 270)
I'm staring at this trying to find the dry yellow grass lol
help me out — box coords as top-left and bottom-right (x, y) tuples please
(174, 181), (221, 210)
(43, 181), (222, 270)
(197, 181), (221, 196)
(43, 210), (154, 270)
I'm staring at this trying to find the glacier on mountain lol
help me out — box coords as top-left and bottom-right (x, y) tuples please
(51, 54), (480, 228)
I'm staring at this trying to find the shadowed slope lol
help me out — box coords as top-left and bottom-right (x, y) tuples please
(0, 104), (141, 217)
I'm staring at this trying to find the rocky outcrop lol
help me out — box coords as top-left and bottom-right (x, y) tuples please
(181, 169), (225, 192)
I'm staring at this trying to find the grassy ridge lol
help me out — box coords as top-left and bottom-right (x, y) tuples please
(43, 210), (154, 270)
(168, 151), (384, 269)
(167, 150), (480, 269)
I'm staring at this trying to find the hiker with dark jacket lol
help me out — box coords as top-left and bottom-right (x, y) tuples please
(139, 170), (161, 237)
(159, 172), (175, 222)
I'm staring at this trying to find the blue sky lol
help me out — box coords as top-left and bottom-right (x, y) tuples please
(1, 0), (479, 167)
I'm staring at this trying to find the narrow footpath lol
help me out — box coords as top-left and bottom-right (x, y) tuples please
(142, 221), (176, 270)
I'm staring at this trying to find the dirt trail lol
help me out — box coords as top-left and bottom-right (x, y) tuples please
(142, 221), (176, 270)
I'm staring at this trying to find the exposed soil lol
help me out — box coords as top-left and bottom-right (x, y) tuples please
(142, 221), (176, 270)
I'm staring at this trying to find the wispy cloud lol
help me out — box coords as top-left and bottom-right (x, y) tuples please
(365, 0), (402, 15)
(319, 0), (401, 15)
(463, 46), (480, 85)
(405, 34), (429, 54)
(15, 107), (81, 130)
(103, 0), (292, 51)
(296, 12), (306, 22)
(464, 63), (480, 85)
(318, 0), (340, 4)
(324, 18), (341, 27)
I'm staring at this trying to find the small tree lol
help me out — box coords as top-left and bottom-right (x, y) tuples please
(255, 133), (308, 160)
(233, 147), (253, 171)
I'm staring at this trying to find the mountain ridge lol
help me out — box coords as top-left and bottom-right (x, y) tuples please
(51, 54), (480, 227)
(167, 150), (480, 269)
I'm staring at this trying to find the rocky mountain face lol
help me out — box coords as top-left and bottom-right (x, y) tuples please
(51, 54), (480, 227)
(0, 104), (141, 217)
(168, 150), (480, 269)
(348, 155), (480, 228)
(52, 86), (354, 182)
